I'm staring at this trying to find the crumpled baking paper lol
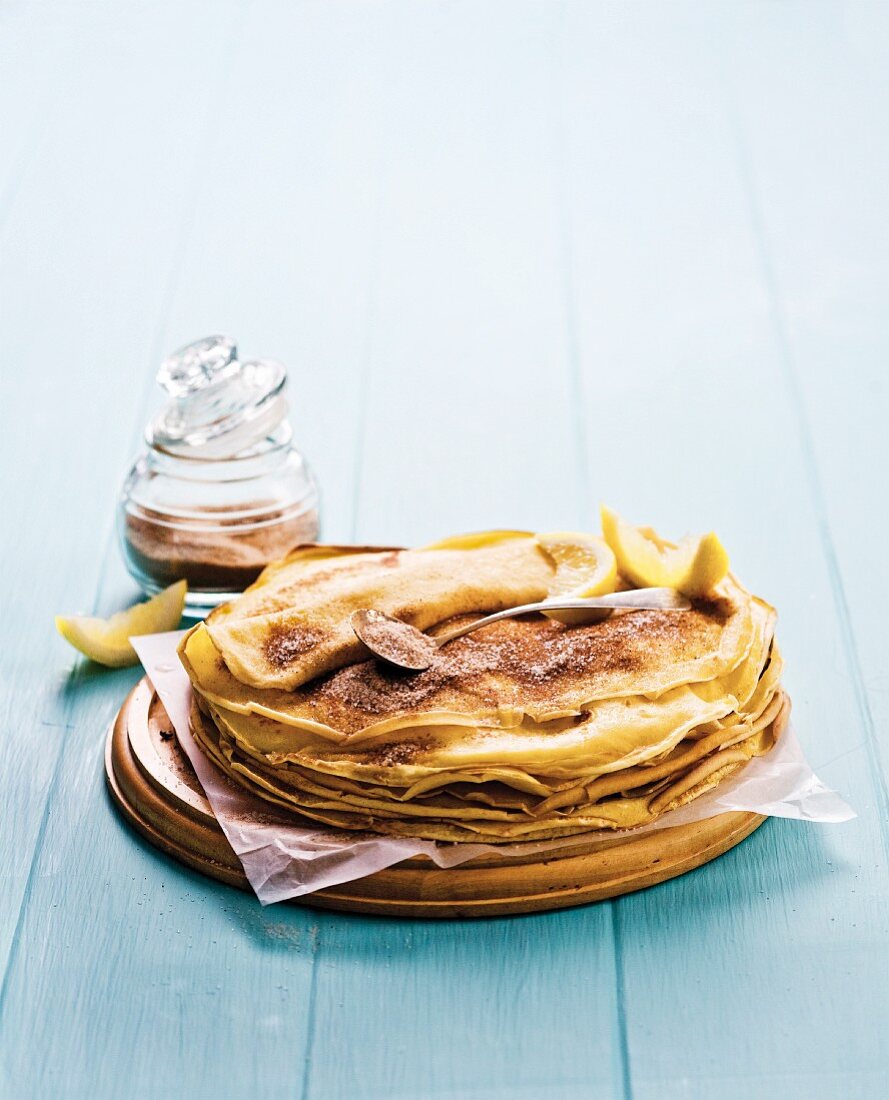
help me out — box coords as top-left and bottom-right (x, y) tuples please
(132, 631), (856, 905)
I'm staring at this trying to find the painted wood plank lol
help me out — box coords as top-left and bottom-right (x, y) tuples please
(0, 4), (330, 1098)
(0, 5), (66, 227)
(300, 4), (623, 1097)
(159, 0), (389, 542)
(1, 2), (887, 1098)
(0, 0), (245, 989)
(350, 1), (588, 543)
(0, 2), (392, 1097)
(722, 0), (889, 798)
(303, 910), (623, 1100)
(555, 1), (889, 1095)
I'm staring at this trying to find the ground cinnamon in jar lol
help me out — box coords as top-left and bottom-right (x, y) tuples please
(123, 503), (319, 593)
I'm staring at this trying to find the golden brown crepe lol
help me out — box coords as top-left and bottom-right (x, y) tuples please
(179, 529), (786, 843)
(188, 693), (787, 841)
(205, 534), (554, 691)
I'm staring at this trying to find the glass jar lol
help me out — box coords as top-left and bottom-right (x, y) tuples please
(118, 335), (320, 617)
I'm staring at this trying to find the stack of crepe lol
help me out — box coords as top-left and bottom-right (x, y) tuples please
(179, 528), (787, 842)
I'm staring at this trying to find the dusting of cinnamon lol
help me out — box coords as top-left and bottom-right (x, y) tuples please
(264, 622), (326, 668)
(300, 599), (733, 735)
(363, 738), (434, 767)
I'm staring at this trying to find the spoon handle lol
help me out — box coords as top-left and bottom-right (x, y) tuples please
(435, 588), (691, 645)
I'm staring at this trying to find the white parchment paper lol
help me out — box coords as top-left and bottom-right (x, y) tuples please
(133, 631), (856, 905)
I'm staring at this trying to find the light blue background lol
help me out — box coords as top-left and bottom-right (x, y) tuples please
(1, 2), (887, 1097)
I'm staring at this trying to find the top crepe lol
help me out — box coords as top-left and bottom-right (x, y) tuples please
(205, 534), (555, 691)
(205, 534), (752, 692)
(179, 527), (785, 841)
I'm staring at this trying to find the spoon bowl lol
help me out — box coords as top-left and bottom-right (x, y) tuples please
(350, 609), (440, 671)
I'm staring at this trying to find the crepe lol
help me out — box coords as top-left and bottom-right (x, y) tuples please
(188, 692), (788, 841)
(179, 527), (786, 843)
(205, 534), (554, 691)
(183, 575), (760, 739)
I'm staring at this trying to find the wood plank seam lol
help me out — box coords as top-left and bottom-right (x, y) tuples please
(610, 902), (633, 1100)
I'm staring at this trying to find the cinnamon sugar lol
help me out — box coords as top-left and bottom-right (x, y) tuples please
(354, 609), (436, 668)
(264, 622), (326, 668)
(362, 738), (434, 767)
(303, 601), (731, 731)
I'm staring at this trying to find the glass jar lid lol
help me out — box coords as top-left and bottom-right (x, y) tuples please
(147, 335), (289, 459)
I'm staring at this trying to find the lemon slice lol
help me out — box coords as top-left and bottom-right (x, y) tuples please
(55, 580), (187, 667)
(538, 532), (618, 623)
(600, 505), (729, 596)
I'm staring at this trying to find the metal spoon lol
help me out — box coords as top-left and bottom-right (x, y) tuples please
(350, 587), (692, 671)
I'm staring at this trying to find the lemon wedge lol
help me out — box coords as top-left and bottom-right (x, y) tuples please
(55, 580), (187, 667)
(538, 531), (618, 623)
(600, 505), (729, 597)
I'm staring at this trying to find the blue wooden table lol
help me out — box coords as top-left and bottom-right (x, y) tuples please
(2, 2), (888, 1096)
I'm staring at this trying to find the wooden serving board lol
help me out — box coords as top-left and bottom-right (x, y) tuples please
(105, 677), (769, 917)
